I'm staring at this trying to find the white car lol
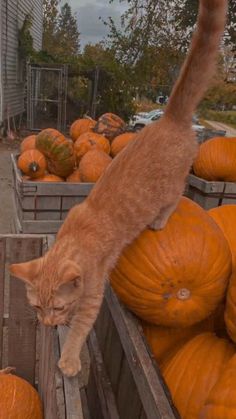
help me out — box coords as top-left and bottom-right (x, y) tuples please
(129, 109), (164, 131)
(130, 110), (205, 133)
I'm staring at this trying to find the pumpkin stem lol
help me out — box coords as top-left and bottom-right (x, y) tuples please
(0, 367), (16, 375)
(177, 288), (191, 300)
(29, 162), (39, 172)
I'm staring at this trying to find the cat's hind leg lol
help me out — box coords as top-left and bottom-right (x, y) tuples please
(148, 201), (178, 231)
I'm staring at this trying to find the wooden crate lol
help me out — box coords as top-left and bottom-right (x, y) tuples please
(186, 174), (236, 210)
(11, 154), (94, 234)
(0, 234), (179, 419)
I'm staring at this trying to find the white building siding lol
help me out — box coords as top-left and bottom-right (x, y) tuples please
(1, 0), (43, 121)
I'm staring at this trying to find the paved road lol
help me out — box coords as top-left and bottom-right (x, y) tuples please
(206, 120), (236, 137)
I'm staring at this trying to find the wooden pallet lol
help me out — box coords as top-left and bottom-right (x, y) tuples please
(0, 234), (179, 418)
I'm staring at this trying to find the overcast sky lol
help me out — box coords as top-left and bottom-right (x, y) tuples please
(62, 0), (126, 48)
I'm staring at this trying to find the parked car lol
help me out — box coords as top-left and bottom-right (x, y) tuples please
(129, 110), (205, 133)
(129, 109), (164, 131)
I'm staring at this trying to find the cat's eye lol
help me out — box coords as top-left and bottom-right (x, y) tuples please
(54, 306), (64, 311)
(33, 305), (41, 310)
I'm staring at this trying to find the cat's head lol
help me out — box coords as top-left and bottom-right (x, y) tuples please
(9, 257), (83, 326)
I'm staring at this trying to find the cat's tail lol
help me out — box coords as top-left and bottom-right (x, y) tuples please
(165, 0), (228, 123)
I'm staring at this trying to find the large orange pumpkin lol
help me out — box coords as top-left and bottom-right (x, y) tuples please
(162, 333), (235, 419)
(66, 169), (81, 182)
(74, 132), (110, 164)
(20, 135), (36, 153)
(79, 149), (112, 183)
(111, 197), (231, 327)
(36, 128), (75, 177)
(37, 174), (64, 182)
(199, 354), (236, 419)
(208, 205), (236, 343)
(193, 137), (236, 181)
(142, 304), (226, 368)
(94, 113), (126, 141)
(0, 368), (43, 418)
(69, 118), (96, 141)
(111, 132), (136, 157)
(142, 320), (209, 368)
(17, 150), (47, 179)
(208, 205), (236, 267)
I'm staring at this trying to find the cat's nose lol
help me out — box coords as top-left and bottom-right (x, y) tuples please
(43, 317), (55, 326)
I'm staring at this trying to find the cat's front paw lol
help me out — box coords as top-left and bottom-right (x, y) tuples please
(58, 353), (81, 377)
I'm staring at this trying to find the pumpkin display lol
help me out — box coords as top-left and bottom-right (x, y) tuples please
(193, 137), (236, 181)
(37, 174), (64, 182)
(36, 128), (75, 177)
(110, 132), (136, 157)
(79, 149), (112, 183)
(20, 135), (36, 153)
(17, 149), (47, 179)
(66, 169), (81, 182)
(162, 333), (235, 419)
(93, 112), (126, 141)
(199, 354), (236, 419)
(0, 368), (43, 418)
(69, 118), (96, 142)
(74, 132), (110, 164)
(111, 197), (231, 327)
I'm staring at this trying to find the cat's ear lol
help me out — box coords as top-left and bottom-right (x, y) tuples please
(58, 260), (81, 288)
(9, 258), (42, 285)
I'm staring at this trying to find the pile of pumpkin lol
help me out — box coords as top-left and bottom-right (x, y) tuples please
(110, 197), (236, 418)
(193, 135), (236, 181)
(17, 113), (136, 183)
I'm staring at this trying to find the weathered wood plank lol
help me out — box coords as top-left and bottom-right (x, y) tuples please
(87, 329), (119, 419)
(95, 301), (124, 396)
(86, 367), (103, 419)
(58, 326), (84, 419)
(116, 355), (143, 419)
(8, 236), (43, 384)
(105, 286), (179, 419)
(0, 238), (6, 367)
(80, 387), (91, 419)
(38, 326), (61, 419)
(187, 174), (225, 194)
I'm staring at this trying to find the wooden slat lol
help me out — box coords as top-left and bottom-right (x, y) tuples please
(87, 329), (119, 419)
(0, 238), (6, 367)
(58, 326), (84, 419)
(95, 301), (124, 395)
(116, 355), (143, 419)
(187, 174), (225, 193)
(86, 367), (103, 419)
(38, 326), (61, 419)
(80, 387), (91, 419)
(8, 236), (43, 384)
(105, 286), (179, 419)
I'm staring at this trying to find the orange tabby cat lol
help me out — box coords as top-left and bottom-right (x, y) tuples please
(10, 0), (227, 377)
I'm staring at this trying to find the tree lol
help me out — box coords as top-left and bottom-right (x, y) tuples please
(105, 0), (236, 103)
(42, 0), (60, 58)
(79, 44), (136, 120)
(56, 3), (80, 61)
(42, 0), (80, 62)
